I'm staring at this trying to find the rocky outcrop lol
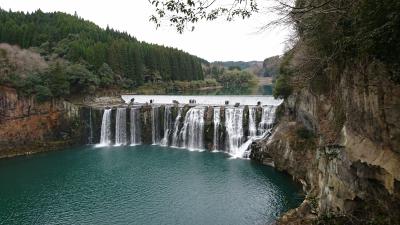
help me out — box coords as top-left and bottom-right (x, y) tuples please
(0, 86), (99, 158)
(251, 60), (400, 224)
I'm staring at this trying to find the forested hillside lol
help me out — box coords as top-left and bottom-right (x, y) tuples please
(262, 56), (280, 78)
(211, 61), (264, 76)
(0, 9), (204, 99)
(209, 58), (281, 78)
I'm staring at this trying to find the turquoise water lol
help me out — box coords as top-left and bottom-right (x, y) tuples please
(0, 145), (302, 225)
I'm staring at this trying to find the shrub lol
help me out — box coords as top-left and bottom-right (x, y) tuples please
(296, 127), (315, 139)
(34, 85), (52, 102)
(273, 76), (292, 99)
(66, 64), (99, 94)
(273, 51), (294, 99)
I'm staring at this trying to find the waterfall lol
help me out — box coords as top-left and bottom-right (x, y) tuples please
(179, 107), (205, 150)
(99, 109), (112, 146)
(171, 108), (182, 147)
(224, 107), (244, 156)
(213, 107), (221, 151)
(258, 106), (277, 134)
(130, 108), (141, 145)
(95, 101), (279, 159)
(235, 105), (277, 158)
(161, 106), (172, 146)
(248, 106), (257, 137)
(151, 106), (161, 144)
(115, 108), (127, 146)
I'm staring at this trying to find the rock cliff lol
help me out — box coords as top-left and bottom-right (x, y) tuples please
(0, 86), (98, 158)
(251, 60), (400, 224)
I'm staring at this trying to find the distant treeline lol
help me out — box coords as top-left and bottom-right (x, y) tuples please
(210, 58), (281, 78)
(0, 9), (204, 89)
(212, 61), (261, 70)
(263, 56), (281, 78)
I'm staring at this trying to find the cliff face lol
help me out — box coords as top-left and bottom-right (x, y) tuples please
(251, 60), (400, 224)
(0, 86), (94, 158)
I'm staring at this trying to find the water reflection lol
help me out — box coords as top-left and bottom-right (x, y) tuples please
(173, 84), (274, 96)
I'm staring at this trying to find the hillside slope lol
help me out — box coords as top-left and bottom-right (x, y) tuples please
(0, 9), (204, 95)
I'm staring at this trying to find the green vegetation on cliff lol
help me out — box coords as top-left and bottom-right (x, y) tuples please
(272, 0), (400, 98)
(270, 0), (400, 100)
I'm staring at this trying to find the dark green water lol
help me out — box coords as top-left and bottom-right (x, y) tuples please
(0, 145), (302, 225)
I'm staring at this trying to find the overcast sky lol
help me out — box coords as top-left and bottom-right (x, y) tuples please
(1, 0), (291, 62)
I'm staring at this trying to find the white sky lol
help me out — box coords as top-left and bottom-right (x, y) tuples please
(0, 0), (291, 62)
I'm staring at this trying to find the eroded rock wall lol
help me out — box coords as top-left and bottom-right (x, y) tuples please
(0, 86), (96, 158)
(251, 61), (400, 224)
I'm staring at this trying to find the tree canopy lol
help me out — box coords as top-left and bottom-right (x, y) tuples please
(149, 0), (259, 33)
(0, 8), (205, 90)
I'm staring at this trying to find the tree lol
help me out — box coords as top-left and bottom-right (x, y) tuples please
(34, 85), (52, 102)
(47, 62), (70, 97)
(216, 69), (257, 88)
(66, 64), (99, 94)
(0, 6), (210, 100)
(98, 63), (115, 87)
(273, 75), (292, 99)
(148, 0), (259, 33)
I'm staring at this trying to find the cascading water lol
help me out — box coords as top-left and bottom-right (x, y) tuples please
(224, 107), (244, 156)
(248, 106), (257, 137)
(130, 108), (141, 145)
(258, 105), (277, 134)
(238, 105), (278, 158)
(99, 109), (112, 146)
(179, 107), (205, 150)
(115, 108), (127, 146)
(95, 101), (278, 158)
(231, 106), (258, 158)
(161, 106), (172, 146)
(151, 106), (161, 144)
(213, 107), (221, 151)
(171, 108), (182, 147)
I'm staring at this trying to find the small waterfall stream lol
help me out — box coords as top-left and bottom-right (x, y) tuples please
(151, 106), (161, 144)
(224, 107), (244, 156)
(213, 107), (221, 151)
(179, 107), (205, 150)
(115, 108), (127, 146)
(258, 106), (277, 134)
(161, 106), (172, 146)
(99, 109), (112, 146)
(171, 108), (182, 147)
(96, 103), (278, 158)
(248, 107), (257, 137)
(130, 108), (141, 145)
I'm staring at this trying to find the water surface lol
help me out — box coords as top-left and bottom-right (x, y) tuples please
(122, 94), (282, 106)
(0, 145), (302, 225)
